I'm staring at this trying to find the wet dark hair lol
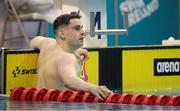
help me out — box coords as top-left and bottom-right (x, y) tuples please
(53, 11), (81, 33)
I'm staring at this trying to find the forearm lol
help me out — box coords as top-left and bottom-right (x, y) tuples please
(64, 77), (96, 92)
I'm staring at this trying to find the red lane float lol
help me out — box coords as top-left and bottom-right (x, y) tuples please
(10, 87), (25, 100)
(32, 88), (48, 101)
(130, 94), (146, 105)
(10, 87), (180, 106)
(20, 88), (36, 101)
(43, 89), (60, 102)
(57, 90), (73, 102)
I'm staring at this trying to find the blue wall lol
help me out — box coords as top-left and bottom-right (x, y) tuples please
(107, 0), (179, 46)
(48, 24), (55, 38)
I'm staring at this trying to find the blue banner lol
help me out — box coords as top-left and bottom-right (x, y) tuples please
(107, 0), (179, 46)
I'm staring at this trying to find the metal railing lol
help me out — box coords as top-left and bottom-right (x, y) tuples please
(86, 11), (128, 37)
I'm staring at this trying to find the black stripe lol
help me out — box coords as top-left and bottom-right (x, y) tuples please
(99, 48), (122, 93)
(87, 45), (180, 51)
(0, 51), (2, 94)
(3, 51), (7, 94)
(5, 49), (39, 54)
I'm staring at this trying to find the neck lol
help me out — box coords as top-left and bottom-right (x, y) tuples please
(56, 37), (77, 53)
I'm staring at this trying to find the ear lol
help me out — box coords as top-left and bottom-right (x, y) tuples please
(56, 29), (65, 40)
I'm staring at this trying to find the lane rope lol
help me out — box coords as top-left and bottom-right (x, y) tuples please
(10, 87), (180, 106)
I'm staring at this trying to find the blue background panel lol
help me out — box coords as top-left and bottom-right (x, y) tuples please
(107, 0), (179, 46)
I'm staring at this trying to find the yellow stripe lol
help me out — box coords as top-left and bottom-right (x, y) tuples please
(86, 51), (99, 85)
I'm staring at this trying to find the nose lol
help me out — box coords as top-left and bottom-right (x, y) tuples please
(80, 29), (85, 37)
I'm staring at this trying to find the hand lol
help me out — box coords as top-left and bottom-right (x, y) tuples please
(90, 85), (112, 100)
(74, 48), (89, 61)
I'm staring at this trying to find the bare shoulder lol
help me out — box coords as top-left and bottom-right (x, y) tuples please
(34, 36), (55, 40)
(31, 36), (56, 49)
(38, 36), (56, 45)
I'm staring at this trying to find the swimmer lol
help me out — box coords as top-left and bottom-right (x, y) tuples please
(30, 11), (111, 100)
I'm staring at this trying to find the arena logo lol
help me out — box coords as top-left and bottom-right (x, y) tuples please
(12, 66), (37, 78)
(154, 58), (180, 76)
(120, 0), (159, 27)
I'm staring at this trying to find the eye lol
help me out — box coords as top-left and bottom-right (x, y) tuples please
(73, 25), (82, 31)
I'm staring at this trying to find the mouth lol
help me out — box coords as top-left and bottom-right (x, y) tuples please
(79, 38), (84, 41)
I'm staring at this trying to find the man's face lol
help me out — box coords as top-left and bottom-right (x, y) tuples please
(63, 18), (85, 48)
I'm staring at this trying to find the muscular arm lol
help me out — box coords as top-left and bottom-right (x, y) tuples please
(56, 55), (111, 100)
(57, 56), (94, 91)
(31, 36), (89, 61)
(30, 36), (55, 49)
